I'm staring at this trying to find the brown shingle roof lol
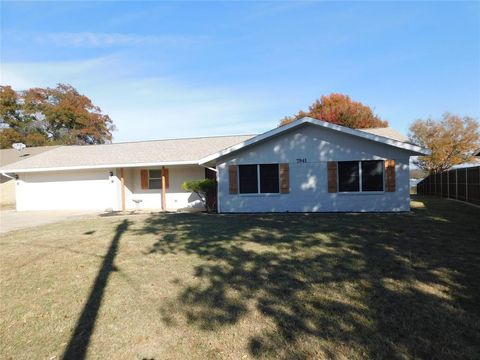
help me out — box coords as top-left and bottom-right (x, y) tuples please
(0, 123), (417, 173)
(0, 146), (58, 167)
(358, 127), (409, 143)
(0, 135), (254, 172)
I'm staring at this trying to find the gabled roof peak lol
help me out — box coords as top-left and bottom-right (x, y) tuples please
(199, 117), (430, 164)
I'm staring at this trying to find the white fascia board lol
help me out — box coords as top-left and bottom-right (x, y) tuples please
(198, 117), (430, 164)
(0, 160), (198, 174)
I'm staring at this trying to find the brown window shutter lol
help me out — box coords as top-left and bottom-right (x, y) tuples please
(279, 163), (290, 193)
(162, 168), (169, 189)
(228, 165), (238, 194)
(140, 169), (148, 190)
(385, 159), (396, 192)
(327, 162), (338, 193)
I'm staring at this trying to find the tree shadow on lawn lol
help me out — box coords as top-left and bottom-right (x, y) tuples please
(137, 197), (480, 359)
(63, 219), (131, 360)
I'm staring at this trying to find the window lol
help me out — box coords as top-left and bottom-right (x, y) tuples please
(361, 161), (384, 191)
(238, 164), (280, 194)
(148, 169), (162, 189)
(239, 165), (258, 193)
(338, 161), (360, 192)
(260, 164), (279, 193)
(338, 160), (384, 192)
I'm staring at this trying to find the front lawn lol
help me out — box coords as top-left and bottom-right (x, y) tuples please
(1, 196), (479, 359)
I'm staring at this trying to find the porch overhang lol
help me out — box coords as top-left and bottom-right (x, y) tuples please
(0, 160), (199, 174)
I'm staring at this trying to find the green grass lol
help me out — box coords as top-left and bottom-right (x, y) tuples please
(1, 196), (479, 359)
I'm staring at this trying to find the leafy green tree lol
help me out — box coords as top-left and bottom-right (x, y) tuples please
(182, 179), (217, 212)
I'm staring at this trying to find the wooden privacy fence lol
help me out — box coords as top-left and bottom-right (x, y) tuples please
(416, 166), (480, 206)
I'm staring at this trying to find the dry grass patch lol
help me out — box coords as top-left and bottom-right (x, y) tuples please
(1, 196), (479, 359)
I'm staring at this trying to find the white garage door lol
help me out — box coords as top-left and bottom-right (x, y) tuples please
(16, 170), (116, 211)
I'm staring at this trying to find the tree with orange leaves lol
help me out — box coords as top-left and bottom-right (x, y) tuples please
(409, 113), (479, 174)
(0, 84), (114, 149)
(279, 93), (388, 128)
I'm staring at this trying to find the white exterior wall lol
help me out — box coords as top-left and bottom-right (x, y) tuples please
(15, 165), (205, 211)
(16, 169), (117, 211)
(1, 176), (16, 207)
(217, 124), (412, 213)
(123, 165), (204, 210)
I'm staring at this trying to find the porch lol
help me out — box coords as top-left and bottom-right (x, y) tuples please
(115, 165), (213, 211)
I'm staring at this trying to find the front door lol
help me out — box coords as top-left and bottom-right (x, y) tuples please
(204, 168), (217, 211)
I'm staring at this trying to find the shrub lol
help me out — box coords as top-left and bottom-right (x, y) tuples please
(182, 179), (217, 212)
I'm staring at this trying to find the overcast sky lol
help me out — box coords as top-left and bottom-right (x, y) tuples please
(1, 1), (479, 142)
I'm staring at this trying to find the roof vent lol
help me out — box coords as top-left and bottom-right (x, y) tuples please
(12, 143), (26, 151)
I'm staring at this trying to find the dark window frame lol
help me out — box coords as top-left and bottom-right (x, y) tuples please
(238, 164), (258, 194)
(260, 164), (280, 193)
(361, 160), (384, 192)
(148, 169), (162, 190)
(238, 164), (280, 194)
(338, 161), (360, 192)
(337, 160), (384, 193)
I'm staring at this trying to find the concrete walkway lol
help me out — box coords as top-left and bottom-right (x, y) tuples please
(0, 210), (99, 234)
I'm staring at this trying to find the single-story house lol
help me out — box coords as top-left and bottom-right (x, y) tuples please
(0, 117), (430, 213)
(0, 145), (58, 208)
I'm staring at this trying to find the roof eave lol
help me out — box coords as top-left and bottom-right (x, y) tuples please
(0, 160), (199, 174)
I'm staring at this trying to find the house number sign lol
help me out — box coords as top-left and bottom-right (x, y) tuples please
(296, 158), (307, 163)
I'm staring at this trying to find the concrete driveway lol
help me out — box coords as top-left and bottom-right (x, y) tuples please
(0, 210), (99, 234)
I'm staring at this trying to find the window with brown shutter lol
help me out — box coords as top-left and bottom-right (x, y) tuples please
(141, 169), (169, 190)
(230, 163), (288, 195)
(385, 159), (396, 192)
(327, 162), (338, 193)
(336, 160), (385, 192)
(148, 170), (162, 189)
(228, 165), (238, 194)
(279, 163), (290, 193)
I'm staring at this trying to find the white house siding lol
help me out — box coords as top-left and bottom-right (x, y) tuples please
(16, 169), (117, 211)
(1, 177), (16, 207)
(217, 123), (412, 213)
(15, 165), (206, 212)
(122, 165), (204, 210)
